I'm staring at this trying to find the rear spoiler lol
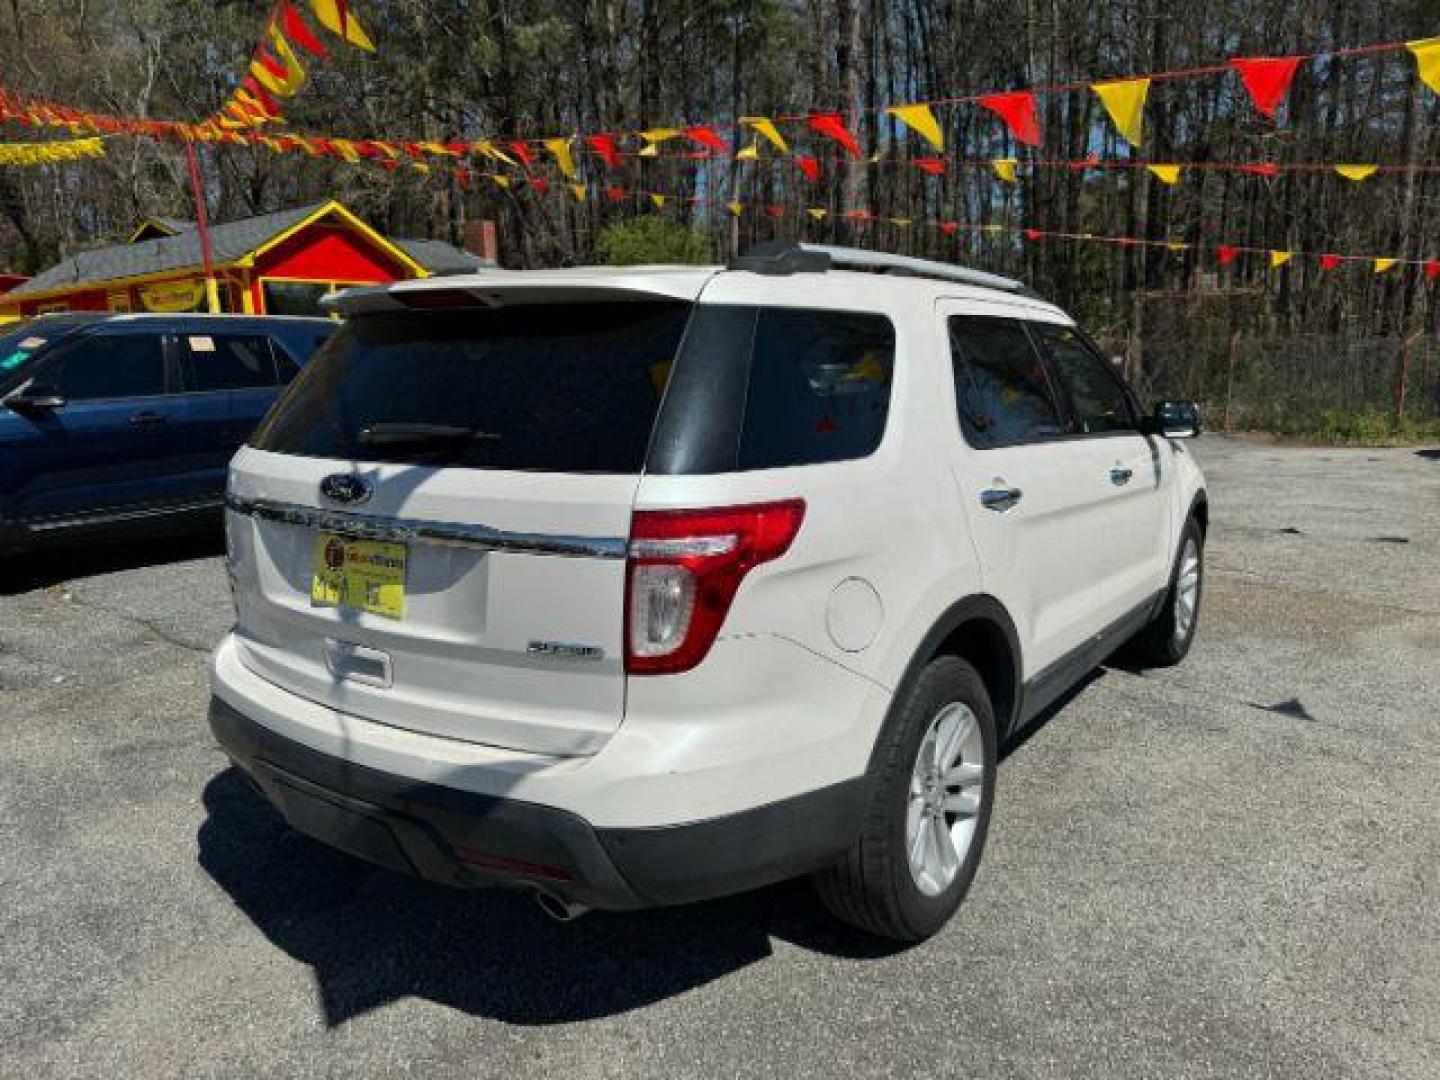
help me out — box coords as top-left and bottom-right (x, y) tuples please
(323, 270), (721, 316)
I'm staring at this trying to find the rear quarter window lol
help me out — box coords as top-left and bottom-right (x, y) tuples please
(648, 305), (896, 473)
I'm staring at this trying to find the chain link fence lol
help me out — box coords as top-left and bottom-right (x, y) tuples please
(1112, 335), (1440, 440)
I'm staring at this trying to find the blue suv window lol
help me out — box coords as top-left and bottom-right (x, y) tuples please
(183, 333), (280, 391)
(47, 334), (167, 401)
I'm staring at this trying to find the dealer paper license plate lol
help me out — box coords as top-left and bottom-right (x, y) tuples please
(310, 532), (408, 620)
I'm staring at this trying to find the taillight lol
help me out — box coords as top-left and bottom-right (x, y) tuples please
(625, 500), (806, 675)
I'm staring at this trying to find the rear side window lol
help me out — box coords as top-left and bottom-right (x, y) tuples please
(648, 305), (895, 473)
(740, 309), (894, 469)
(948, 316), (1066, 447)
(45, 334), (167, 401)
(1031, 323), (1138, 435)
(252, 302), (690, 472)
(184, 333), (279, 391)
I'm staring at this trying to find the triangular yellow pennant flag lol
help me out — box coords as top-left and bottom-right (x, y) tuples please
(309, 0), (376, 51)
(1166, 242), (1189, 252)
(1374, 257), (1398, 273)
(1335, 164), (1378, 182)
(1148, 164), (1181, 185)
(727, 200), (744, 217)
(735, 143), (760, 161)
(638, 128), (681, 157)
(1407, 37), (1440, 94)
(1092, 77), (1150, 147)
(473, 140), (517, 166)
(1270, 250), (1293, 268)
(250, 59), (286, 96)
(411, 162), (431, 174)
(488, 173), (511, 190)
(330, 139), (361, 163)
(891, 218), (912, 228)
(741, 117), (789, 152)
(569, 183), (587, 202)
(886, 103), (944, 151)
(650, 193), (666, 209)
(268, 29), (308, 95)
(544, 137), (576, 179)
(991, 158), (1018, 183)
(807, 208), (828, 220)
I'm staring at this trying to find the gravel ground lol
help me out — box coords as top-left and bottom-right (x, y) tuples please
(1, 436), (1437, 1079)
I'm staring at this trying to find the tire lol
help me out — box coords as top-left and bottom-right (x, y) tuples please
(1127, 517), (1204, 667)
(813, 655), (997, 942)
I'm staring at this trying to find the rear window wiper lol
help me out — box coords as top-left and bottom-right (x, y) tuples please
(356, 423), (502, 450)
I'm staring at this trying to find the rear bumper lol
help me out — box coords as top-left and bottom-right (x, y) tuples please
(209, 694), (866, 910)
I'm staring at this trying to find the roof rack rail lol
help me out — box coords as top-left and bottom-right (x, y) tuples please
(729, 240), (1036, 295)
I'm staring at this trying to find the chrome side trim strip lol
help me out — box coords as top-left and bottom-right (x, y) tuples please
(27, 497), (223, 532)
(224, 494), (627, 559)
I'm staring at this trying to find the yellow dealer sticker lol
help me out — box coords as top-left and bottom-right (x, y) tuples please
(311, 533), (407, 619)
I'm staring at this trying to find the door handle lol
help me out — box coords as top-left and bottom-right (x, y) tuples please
(1109, 467), (1133, 486)
(129, 410), (167, 427)
(980, 486), (1023, 512)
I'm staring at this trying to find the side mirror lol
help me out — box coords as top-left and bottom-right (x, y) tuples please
(3, 382), (67, 415)
(1145, 400), (1201, 439)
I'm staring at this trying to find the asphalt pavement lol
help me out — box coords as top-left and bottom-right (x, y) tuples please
(1, 436), (1437, 1079)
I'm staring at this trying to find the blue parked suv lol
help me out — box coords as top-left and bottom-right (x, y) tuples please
(0, 313), (335, 553)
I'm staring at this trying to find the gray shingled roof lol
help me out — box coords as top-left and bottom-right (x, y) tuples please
(396, 238), (494, 275)
(9, 202), (327, 298)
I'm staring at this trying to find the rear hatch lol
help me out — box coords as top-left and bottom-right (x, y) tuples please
(225, 277), (708, 756)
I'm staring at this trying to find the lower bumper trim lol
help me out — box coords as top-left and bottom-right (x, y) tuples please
(208, 695), (866, 910)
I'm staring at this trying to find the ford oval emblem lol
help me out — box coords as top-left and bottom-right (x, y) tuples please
(320, 474), (372, 505)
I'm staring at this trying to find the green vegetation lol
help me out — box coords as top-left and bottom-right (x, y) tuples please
(596, 217), (712, 266)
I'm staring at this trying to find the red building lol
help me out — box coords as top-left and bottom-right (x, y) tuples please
(0, 200), (489, 320)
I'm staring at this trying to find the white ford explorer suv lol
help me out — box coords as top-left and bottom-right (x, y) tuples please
(209, 242), (1206, 941)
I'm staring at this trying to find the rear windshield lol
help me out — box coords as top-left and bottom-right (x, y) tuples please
(251, 302), (691, 473)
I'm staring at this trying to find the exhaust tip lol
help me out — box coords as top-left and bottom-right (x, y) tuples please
(533, 888), (590, 923)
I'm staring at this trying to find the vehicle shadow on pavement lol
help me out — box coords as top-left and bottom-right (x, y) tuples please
(197, 768), (905, 1027)
(0, 530), (223, 595)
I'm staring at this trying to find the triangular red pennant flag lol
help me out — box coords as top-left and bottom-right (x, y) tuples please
(1319, 253), (1341, 271)
(240, 77), (280, 118)
(1024, 228), (1042, 241)
(978, 91), (1042, 147)
(528, 177), (549, 195)
(795, 155), (821, 182)
(1217, 245), (1240, 266)
(279, 0), (328, 60)
(914, 157), (946, 176)
(842, 208), (873, 221)
(938, 221), (959, 236)
(605, 184), (627, 203)
(1239, 163), (1280, 178)
(684, 125), (728, 153)
(256, 47), (288, 81)
(380, 160), (398, 172)
(1229, 56), (1302, 120)
(766, 204), (786, 219)
(807, 113), (861, 157)
(507, 141), (534, 167)
(1427, 259), (1440, 280)
(586, 134), (621, 169)
(455, 168), (470, 190)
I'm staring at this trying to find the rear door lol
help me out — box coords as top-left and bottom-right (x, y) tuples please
(225, 297), (694, 756)
(176, 329), (292, 498)
(11, 327), (191, 526)
(1027, 322), (1171, 624)
(941, 307), (1114, 676)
